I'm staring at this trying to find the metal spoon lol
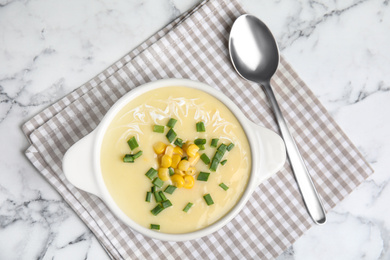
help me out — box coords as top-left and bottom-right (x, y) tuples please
(229, 14), (326, 225)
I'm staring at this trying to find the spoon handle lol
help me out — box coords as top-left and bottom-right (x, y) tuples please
(262, 81), (327, 225)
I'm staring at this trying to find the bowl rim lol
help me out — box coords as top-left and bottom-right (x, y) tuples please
(91, 78), (261, 241)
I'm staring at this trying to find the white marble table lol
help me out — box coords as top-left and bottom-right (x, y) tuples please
(1, 0), (389, 259)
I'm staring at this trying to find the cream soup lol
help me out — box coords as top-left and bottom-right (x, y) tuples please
(100, 87), (251, 233)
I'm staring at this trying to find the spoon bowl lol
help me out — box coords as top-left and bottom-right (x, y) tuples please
(229, 14), (327, 225)
(229, 14), (279, 83)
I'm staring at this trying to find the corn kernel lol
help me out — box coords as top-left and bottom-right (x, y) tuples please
(186, 144), (199, 157)
(153, 142), (167, 154)
(188, 152), (200, 166)
(182, 141), (193, 152)
(174, 168), (185, 176)
(183, 175), (195, 189)
(165, 145), (174, 157)
(173, 146), (184, 156)
(185, 167), (196, 175)
(171, 154), (181, 168)
(178, 159), (190, 171)
(171, 174), (185, 188)
(161, 154), (172, 168)
(158, 168), (170, 181)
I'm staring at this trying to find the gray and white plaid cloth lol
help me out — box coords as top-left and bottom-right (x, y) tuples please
(23, 0), (373, 259)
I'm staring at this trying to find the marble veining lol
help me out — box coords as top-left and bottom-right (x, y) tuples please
(1, 0), (389, 259)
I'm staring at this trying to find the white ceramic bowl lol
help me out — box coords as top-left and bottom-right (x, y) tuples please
(63, 78), (286, 241)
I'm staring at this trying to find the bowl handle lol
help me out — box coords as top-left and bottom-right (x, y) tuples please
(248, 121), (286, 186)
(62, 130), (101, 197)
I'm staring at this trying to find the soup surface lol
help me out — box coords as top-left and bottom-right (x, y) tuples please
(100, 86), (251, 233)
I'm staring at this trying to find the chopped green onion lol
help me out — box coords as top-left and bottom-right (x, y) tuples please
(220, 159), (227, 165)
(210, 159), (219, 172)
(166, 128), (177, 143)
(123, 154), (135, 163)
(198, 144), (205, 150)
(152, 177), (164, 188)
(203, 194), (214, 206)
(183, 202), (193, 212)
(194, 138), (206, 145)
(209, 144), (228, 171)
(182, 156), (188, 160)
(151, 204), (164, 215)
(211, 138), (219, 147)
(214, 150), (224, 161)
(127, 136), (139, 150)
(200, 153), (210, 164)
(146, 192), (152, 202)
(154, 191), (162, 202)
(167, 118), (177, 128)
(168, 167), (175, 176)
(161, 199), (172, 209)
(153, 125), (165, 133)
(126, 150), (143, 161)
(145, 168), (158, 180)
(227, 143), (235, 151)
(158, 191), (167, 201)
(150, 224), (160, 230)
(164, 185), (177, 194)
(217, 143), (227, 154)
(133, 150), (143, 159)
(151, 186), (156, 193)
(174, 138), (183, 148)
(197, 172), (210, 181)
(219, 183), (229, 191)
(196, 122), (205, 132)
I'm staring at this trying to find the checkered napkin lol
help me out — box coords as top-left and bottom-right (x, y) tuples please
(23, 0), (373, 259)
